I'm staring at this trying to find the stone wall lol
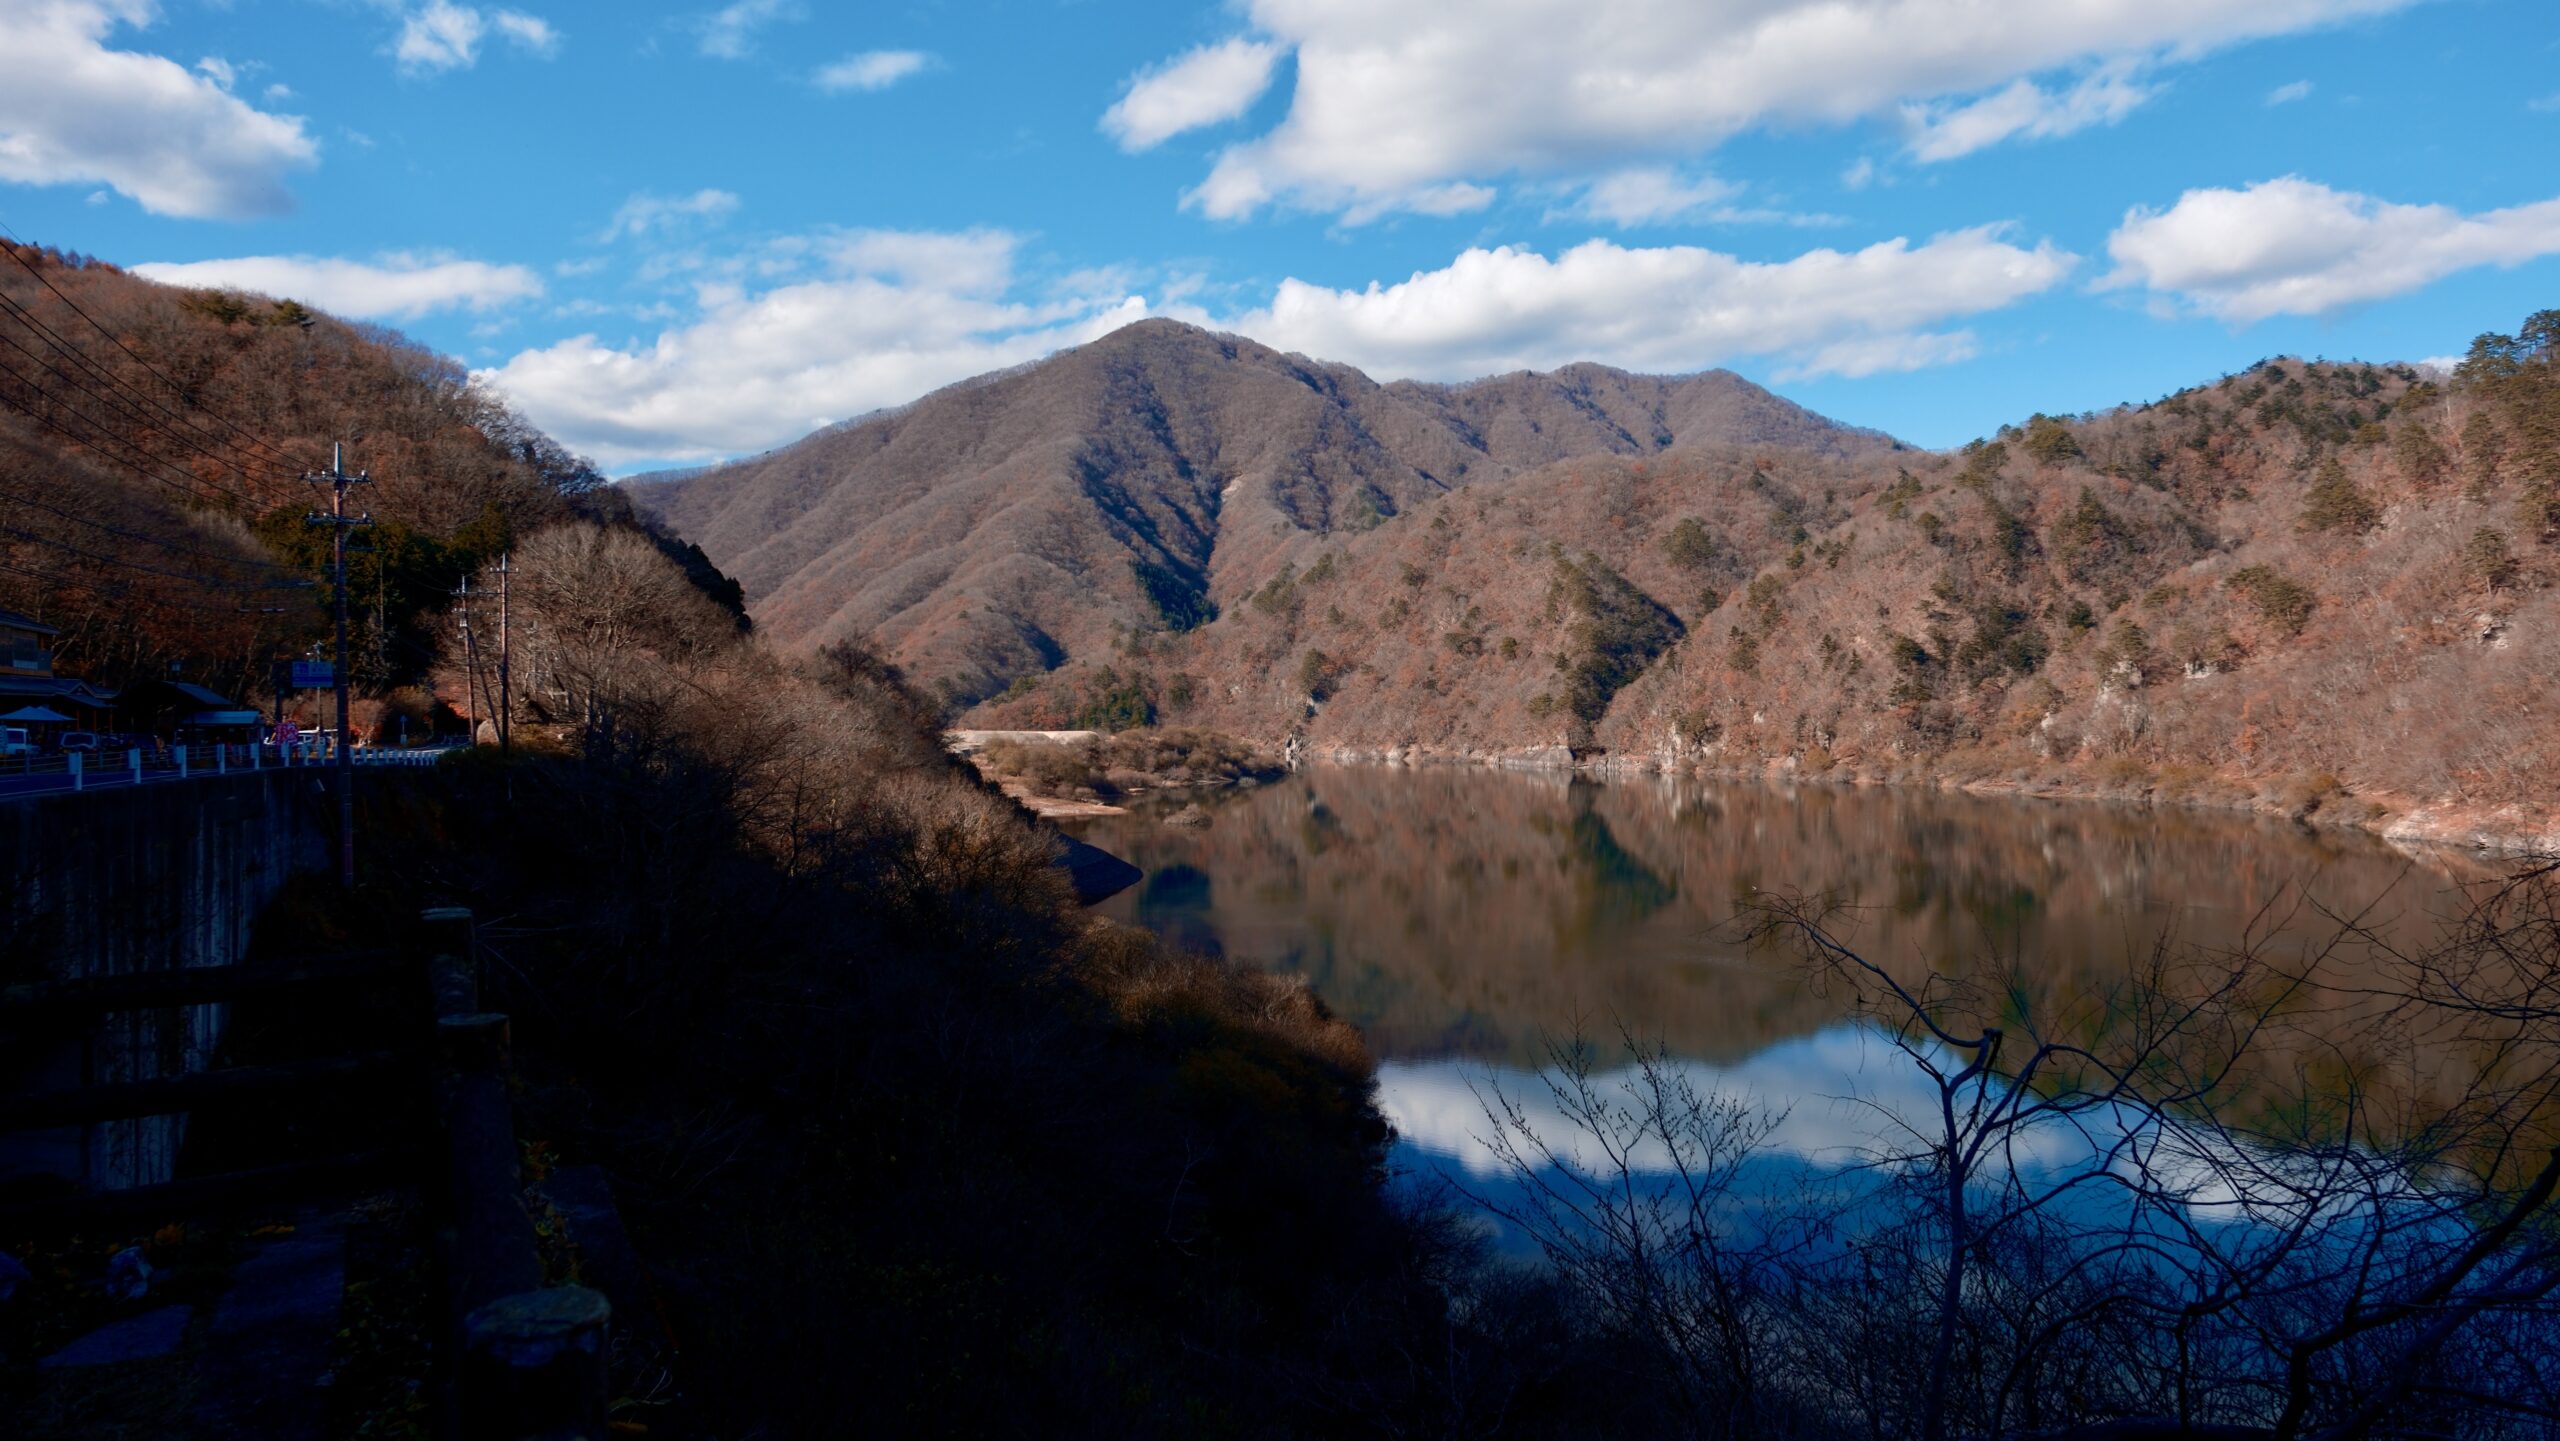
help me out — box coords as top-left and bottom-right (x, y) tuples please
(0, 769), (332, 1191)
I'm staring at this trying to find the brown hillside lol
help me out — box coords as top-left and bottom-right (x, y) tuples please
(986, 313), (2560, 837)
(0, 242), (695, 703)
(634, 317), (1899, 704)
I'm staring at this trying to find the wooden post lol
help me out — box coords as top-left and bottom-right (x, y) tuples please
(420, 907), (478, 1019)
(460, 1286), (611, 1441)
(69, 750), (80, 791)
(435, 1013), (543, 1319)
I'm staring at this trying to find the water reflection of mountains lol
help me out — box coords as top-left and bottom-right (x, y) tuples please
(1074, 768), (2476, 1068)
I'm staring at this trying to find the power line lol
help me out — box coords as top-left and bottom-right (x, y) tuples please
(0, 327), (273, 506)
(0, 371), (248, 510)
(0, 283), (304, 483)
(0, 289), (293, 495)
(0, 486), (306, 577)
(0, 556), (311, 619)
(0, 357), (323, 597)
(0, 522), (309, 594)
(0, 383), (296, 557)
(0, 290), (294, 497)
(0, 224), (302, 473)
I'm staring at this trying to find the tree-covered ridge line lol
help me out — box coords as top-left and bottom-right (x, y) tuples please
(986, 309), (2560, 840)
(0, 240), (736, 716)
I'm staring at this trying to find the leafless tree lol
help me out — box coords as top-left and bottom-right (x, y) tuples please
(1469, 868), (2560, 1440)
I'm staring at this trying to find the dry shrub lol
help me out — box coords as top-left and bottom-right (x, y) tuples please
(980, 737), (1106, 796)
(2279, 769), (2348, 818)
(976, 727), (1282, 800)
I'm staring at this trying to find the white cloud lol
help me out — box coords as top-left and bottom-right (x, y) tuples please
(195, 56), (236, 91)
(2100, 177), (2560, 322)
(475, 221), (2071, 466)
(2266, 79), (2314, 105)
(131, 252), (543, 319)
(696, 0), (798, 60)
(263, 81), (293, 102)
(1220, 228), (2073, 382)
(817, 229), (1015, 292)
(2530, 93), (2560, 115)
(1156, 0), (2419, 220)
(478, 229), (1149, 466)
(1101, 37), (1283, 152)
(1381, 182), (1496, 221)
(1841, 156), (1877, 191)
(395, 2), (559, 75)
(490, 11), (559, 57)
(814, 50), (933, 94)
(1568, 169), (1738, 226)
(1379, 1028), (1952, 1178)
(1561, 168), (1846, 228)
(394, 1), (480, 72)
(1901, 61), (2154, 162)
(0, 1), (315, 219)
(602, 188), (740, 241)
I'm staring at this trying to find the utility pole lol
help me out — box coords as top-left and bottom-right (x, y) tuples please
(495, 552), (512, 755)
(305, 443), (372, 887)
(454, 574), (485, 739)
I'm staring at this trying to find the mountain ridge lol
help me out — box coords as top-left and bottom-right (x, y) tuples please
(974, 319), (2560, 838)
(633, 317), (1902, 703)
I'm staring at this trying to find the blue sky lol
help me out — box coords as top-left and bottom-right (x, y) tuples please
(2, 1), (2556, 471)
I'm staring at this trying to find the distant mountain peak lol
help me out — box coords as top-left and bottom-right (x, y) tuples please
(638, 330), (1900, 703)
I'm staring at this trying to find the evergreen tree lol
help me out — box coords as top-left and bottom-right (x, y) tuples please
(2299, 457), (2380, 534)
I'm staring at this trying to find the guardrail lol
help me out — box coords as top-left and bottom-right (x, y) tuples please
(352, 746), (459, 768)
(0, 741), (467, 796)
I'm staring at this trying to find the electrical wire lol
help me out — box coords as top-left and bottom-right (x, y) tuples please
(0, 330), (271, 506)
(0, 281), (307, 484)
(0, 556), (308, 619)
(0, 290), (295, 497)
(0, 224), (303, 473)
(0, 290), (294, 496)
(0, 521), (308, 593)
(0, 486), (307, 578)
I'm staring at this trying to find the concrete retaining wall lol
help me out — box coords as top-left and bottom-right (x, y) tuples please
(0, 769), (332, 1191)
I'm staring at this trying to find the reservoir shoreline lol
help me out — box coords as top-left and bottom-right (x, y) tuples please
(1282, 739), (2559, 858)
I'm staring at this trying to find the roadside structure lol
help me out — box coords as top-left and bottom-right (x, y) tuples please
(0, 608), (117, 732)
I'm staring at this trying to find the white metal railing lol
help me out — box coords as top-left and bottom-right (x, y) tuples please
(0, 739), (464, 796)
(352, 746), (455, 767)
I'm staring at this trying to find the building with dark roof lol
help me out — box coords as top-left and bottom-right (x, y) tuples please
(115, 678), (264, 741)
(0, 608), (117, 730)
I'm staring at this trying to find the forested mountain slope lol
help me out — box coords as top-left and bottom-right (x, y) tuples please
(0, 241), (722, 704)
(632, 317), (1899, 704)
(980, 314), (2560, 840)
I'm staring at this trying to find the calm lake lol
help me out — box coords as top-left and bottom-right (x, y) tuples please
(1068, 767), (2485, 1204)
